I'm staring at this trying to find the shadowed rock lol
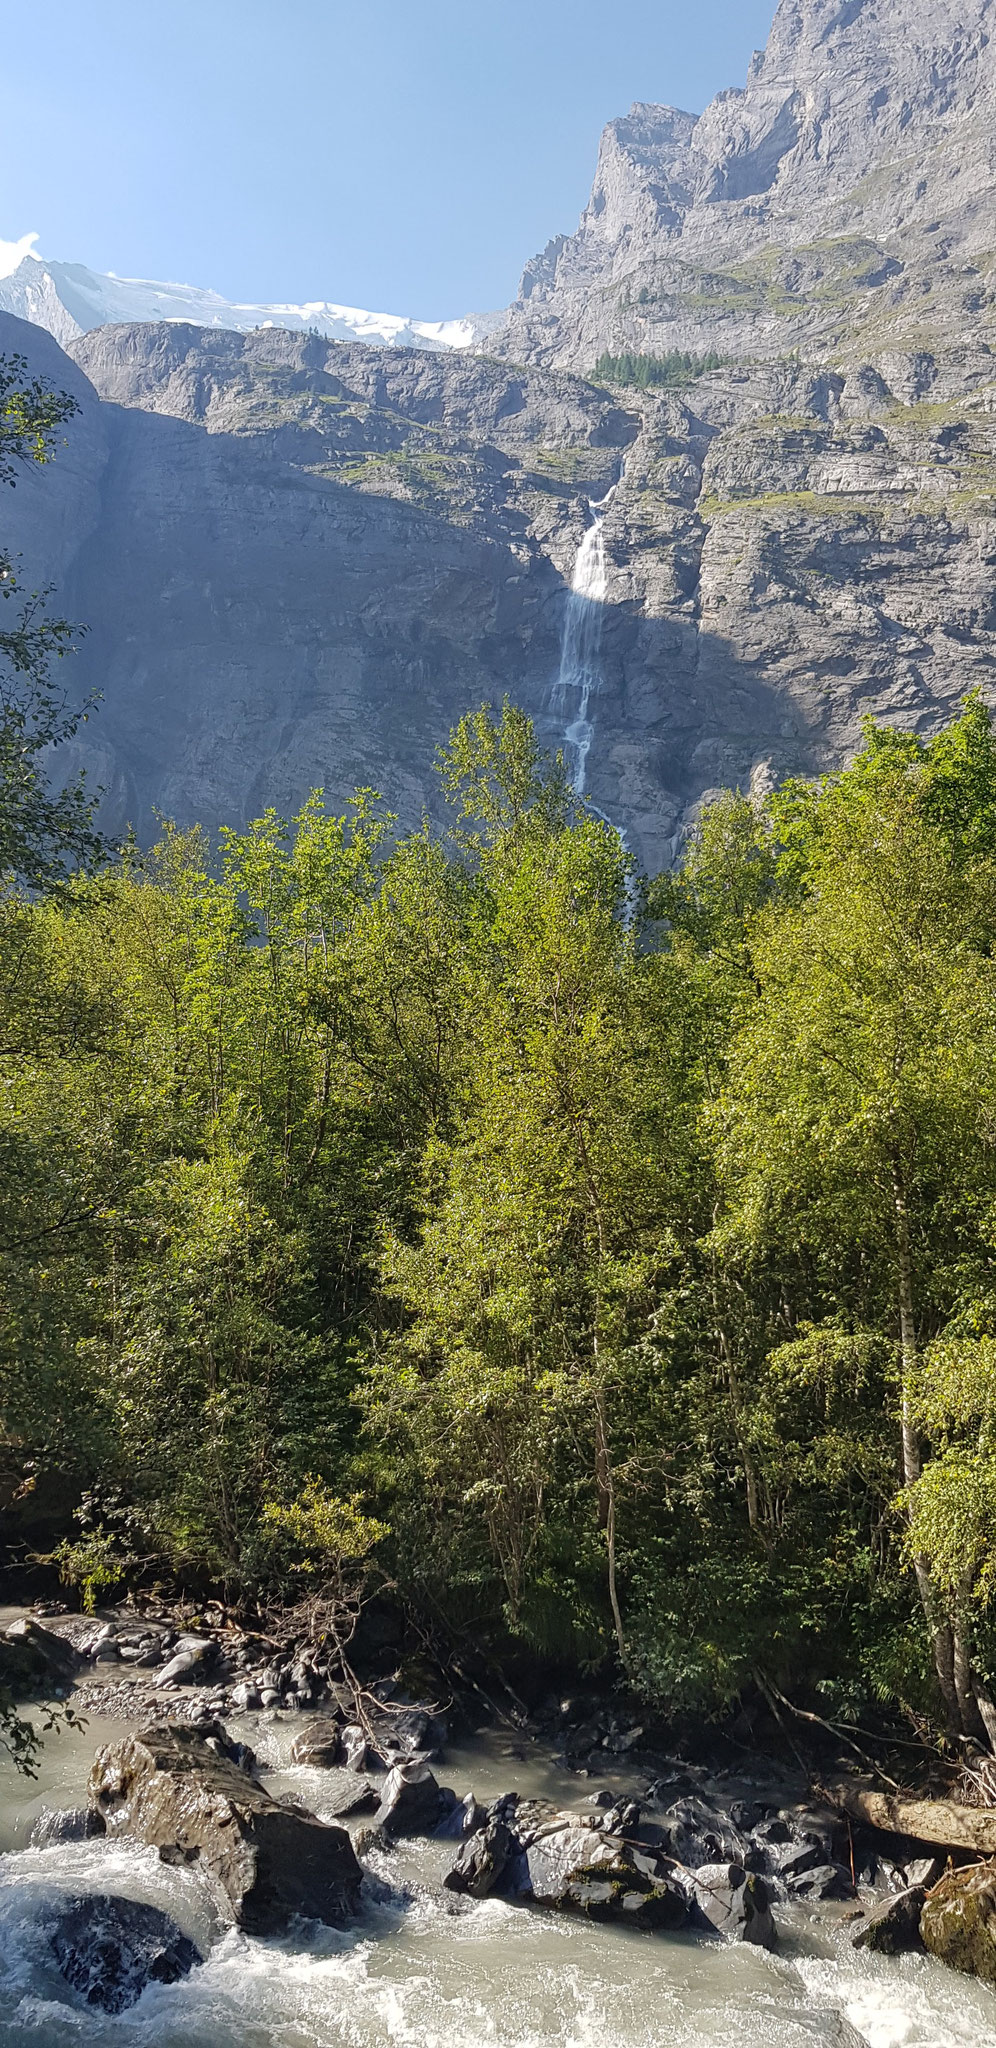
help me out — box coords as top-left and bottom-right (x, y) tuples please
(51, 1894), (201, 2013)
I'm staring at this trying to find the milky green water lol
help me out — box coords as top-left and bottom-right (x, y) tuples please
(0, 1705), (992, 2048)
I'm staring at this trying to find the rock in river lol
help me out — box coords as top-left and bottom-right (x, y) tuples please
(88, 1723), (363, 1935)
(51, 1893), (202, 2013)
(853, 1886), (927, 1956)
(691, 1863), (777, 1948)
(920, 1862), (996, 1987)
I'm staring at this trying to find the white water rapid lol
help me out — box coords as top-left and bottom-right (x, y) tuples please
(1, 1708), (994, 2048)
(552, 487), (616, 797)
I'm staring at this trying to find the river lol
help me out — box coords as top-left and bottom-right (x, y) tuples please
(0, 1706), (992, 2048)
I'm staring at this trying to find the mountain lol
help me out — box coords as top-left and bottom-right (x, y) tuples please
(495, 0), (996, 377)
(0, 244), (493, 355)
(5, 0), (996, 867)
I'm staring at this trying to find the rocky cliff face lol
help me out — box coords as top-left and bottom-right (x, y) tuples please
(496, 0), (996, 377)
(4, 313), (646, 851)
(5, 0), (996, 870)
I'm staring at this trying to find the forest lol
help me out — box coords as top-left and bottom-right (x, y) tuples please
(5, 358), (996, 1764)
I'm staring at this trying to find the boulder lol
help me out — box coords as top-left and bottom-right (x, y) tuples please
(291, 1718), (344, 1768)
(853, 1885), (927, 1955)
(691, 1863), (777, 1948)
(153, 1646), (208, 1689)
(1, 1617), (78, 1693)
(30, 1806), (106, 1847)
(373, 1762), (445, 1838)
(341, 1723), (370, 1770)
(787, 1861), (854, 1902)
(435, 1792), (486, 1841)
(88, 1723), (363, 1935)
(50, 1894), (202, 2013)
(512, 1823), (689, 1931)
(660, 1796), (748, 1870)
(444, 1816), (515, 1898)
(921, 1863), (996, 1987)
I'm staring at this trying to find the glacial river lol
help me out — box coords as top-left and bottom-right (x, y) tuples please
(0, 1708), (992, 2048)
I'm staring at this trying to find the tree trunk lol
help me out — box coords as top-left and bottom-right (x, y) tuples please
(893, 1164), (960, 1733)
(827, 1781), (996, 1855)
(594, 1383), (629, 1678)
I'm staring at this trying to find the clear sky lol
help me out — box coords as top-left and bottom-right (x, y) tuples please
(3, 0), (777, 317)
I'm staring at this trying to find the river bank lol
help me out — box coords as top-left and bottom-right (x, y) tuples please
(1, 1607), (995, 2046)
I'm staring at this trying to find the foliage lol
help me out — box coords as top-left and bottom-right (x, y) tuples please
(593, 350), (723, 390)
(7, 691), (996, 1746)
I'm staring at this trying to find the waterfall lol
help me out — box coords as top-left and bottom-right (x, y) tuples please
(552, 486), (615, 797)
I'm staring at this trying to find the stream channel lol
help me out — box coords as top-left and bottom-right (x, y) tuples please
(0, 1699), (992, 2048)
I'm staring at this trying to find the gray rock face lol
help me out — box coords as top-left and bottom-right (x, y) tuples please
(88, 1723), (363, 1934)
(6, 4), (996, 870)
(6, 299), (996, 877)
(495, 0), (996, 379)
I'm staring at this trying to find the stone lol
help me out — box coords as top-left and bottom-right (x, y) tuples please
(291, 1718), (343, 1768)
(691, 1864), (777, 1948)
(153, 1648), (206, 1689)
(787, 1862), (855, 1902)
(920, 1863), (996, 1987)
(2, 1617), (78, 1692)
(435, 1792), (486, 1841)
(514, 1822), (689, 1931)
(30, 1806), (106, 1847)
(88, 1723), (364, 1934)
(50, 1894), (202, 2013)
(341, 1723), (370, 1771)
(443, 1817), (516, 1899)
(372, 1762), (445, 1838)
(853, 1886), (927, 1955)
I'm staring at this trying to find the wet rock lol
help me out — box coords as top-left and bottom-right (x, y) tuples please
(341, 1722), (370, 1771)
(373, 1762), (445, 1838)
(88, 1723), (363, 1934)
(443, 1816), (515, 1898)
(691, 1863), (777, 1948)
(788, 1861), (855, 1902)
(853, 1886), (927, 1955)
(50, 1893), (202, 2013)
(230, 1681), (260, 1711)
(515, 1823), (689, 1931)
(291, 1718), (343, 1768)
(593, 1798), (641, 1834)
(921, 1863), (996, 1987)
(660, 1797), (748, 1870)
(314, 1770), (380, 1819)
(1, 1617), (78, 1692)
(434, 1792), (486, 1841)
(30, 1806), (106, 1847)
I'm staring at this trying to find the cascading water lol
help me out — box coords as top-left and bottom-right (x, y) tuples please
(552, 486), (616, 797)
(0, 1712), (990, 2047)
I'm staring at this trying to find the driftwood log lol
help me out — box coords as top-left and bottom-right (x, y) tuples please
(826, 1782), (996, 1856)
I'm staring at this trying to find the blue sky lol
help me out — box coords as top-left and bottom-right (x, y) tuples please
(3, 0), (776, 316)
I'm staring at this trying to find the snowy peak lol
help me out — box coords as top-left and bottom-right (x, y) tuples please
(0, 245), (494, 355)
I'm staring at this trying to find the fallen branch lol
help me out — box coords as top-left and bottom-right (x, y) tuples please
(759, 1674), (901, 1792)
(825, 1782), (996, 1857)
